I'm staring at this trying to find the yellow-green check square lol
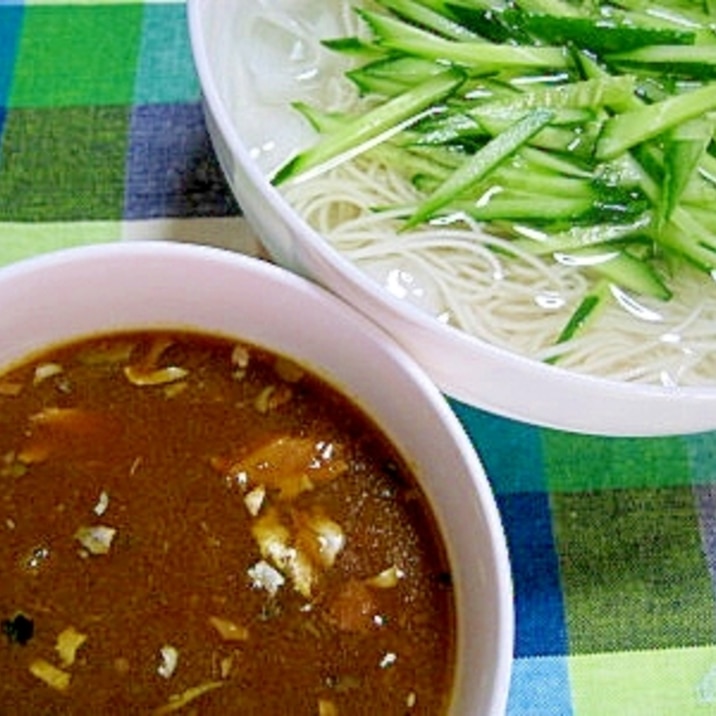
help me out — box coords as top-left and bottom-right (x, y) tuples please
(0, 106), (130, 221)
(552, 488), (715, 654)
(570, 646), (716, 716)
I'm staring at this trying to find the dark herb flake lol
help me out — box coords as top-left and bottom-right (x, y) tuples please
(2, 612), (34, 645)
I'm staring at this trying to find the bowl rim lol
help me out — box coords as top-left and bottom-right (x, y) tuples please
(187, 0), (716, 438)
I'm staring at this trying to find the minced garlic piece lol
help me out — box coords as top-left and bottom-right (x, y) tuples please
(230, 344), (250, 379)
(33, 363), (63, 385)
(28, 406), (82, 426)
(0, 452), (27, 478)
(273, 356), (305, 383)
(77, 340), (135, 366)
(243, 485), (266, 517)
(74, 525), (116, 555)
(318, 699), (339, 716)
(252, 509), (315, 598)
(219, 655), (234, 679)
(55, 626), (87, 668)
(283, 549), (314, 598)
(26, 546), (50, 571)
(157, 644), (179, 679)
(252, 509), (291, 563)
(208, 616), (249, 642)
(247, 560), (285, 596)
(163, 381), (188, 399)
(295, 509), (345, 569)
(122, 337), (189, 387)
(124, 365), (188, 387)
(0, 380), (23, 396)
(16, 441), (50, 465)
(379, 652), (397, 669)
(153, 681), (224, 715)
(254, 385), (276, 413)
(254, 383), (293, 412)
(29, 658), (71, 692)
(366, 565), (405, 589)
(231, 344), (250, 370)
(93, 490), (110, 517)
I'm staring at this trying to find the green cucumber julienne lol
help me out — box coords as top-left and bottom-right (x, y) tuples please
(404, 108), (554, 228)
(273, 0), (716, 352)
(272, 67), (465, 185)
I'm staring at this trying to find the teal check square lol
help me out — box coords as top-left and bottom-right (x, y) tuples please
(134, 4), (200, 104)
(449, 401), (546, 494)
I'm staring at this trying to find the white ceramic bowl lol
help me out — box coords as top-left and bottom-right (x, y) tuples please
(188, 0), (716, 437)
(0, 242), (513, 715)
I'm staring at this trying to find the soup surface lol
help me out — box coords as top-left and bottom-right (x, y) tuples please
(0, 331), (454, 715)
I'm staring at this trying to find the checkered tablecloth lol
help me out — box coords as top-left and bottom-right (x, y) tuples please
(2, 3), (716, 714)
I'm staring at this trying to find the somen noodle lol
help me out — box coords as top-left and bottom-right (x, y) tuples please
(235, 0), (716, 387)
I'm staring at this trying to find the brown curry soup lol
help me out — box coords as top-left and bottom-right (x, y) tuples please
(0, 330), (455, 715)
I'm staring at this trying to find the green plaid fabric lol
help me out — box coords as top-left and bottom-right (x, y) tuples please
(2, 3), (716, 714)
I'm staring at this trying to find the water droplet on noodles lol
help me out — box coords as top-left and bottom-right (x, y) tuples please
(535, 291), (565, 311)
(610, 285), (663, 323)
(362, 258), (446, 318)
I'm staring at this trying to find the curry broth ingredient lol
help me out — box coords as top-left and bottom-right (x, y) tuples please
(0, 331), (455, 715)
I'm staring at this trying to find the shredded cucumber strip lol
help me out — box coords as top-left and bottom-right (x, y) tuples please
(274, 0), (716, 350)
(662, 116), (714, 223)
(357, 9), (568, 70)
(405, 109), (554, 228)
(272, 68), (465, 185)
(596, 82), (716, 160)
(374, 0), (484, 41)
(562, 247), (671, 299)
(553, 280), (611, 347)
